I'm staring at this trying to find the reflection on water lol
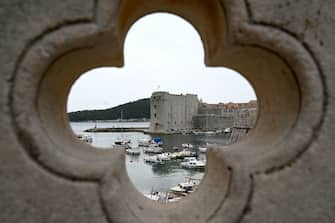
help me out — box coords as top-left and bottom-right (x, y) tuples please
(71, 121), (230, 194)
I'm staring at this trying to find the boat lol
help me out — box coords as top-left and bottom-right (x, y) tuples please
(138, 138), (151, 147)
(199, 146), (207, 153)
(169, 178), (200, 195)
(224, 127), (232, 133)
(180, 159), (206, 169)
(174, 150), (197, 159)
(205, 131), (216, 136)
(144, 155), (163, 164)
(143, 191), (183, 203)
(126, 148), (141, 155)
(77, 134), (93, 143)
(157, 153), (171, 161)
(114, 138), (131, 145)
(143, 146), (164, 154)
(182, 143), (193, 149)
(152, 137), (163, 146)
(143, 191), (161, 201)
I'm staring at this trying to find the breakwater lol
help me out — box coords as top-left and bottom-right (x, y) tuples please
(84, 127), (149, 133)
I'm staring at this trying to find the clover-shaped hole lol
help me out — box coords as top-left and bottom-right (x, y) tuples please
(66, 13), (257, 202)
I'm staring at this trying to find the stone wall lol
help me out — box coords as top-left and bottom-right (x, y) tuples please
(1, 1), (334, 223)
(233, 108), (257, 128)
(192, 114), (234, 130)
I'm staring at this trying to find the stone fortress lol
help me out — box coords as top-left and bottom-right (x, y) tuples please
(149, 91), (257, 134)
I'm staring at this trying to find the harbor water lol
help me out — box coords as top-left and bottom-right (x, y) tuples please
(70, 121), (231, 194)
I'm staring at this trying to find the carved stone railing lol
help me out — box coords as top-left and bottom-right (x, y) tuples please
(1, 1), (334, 223)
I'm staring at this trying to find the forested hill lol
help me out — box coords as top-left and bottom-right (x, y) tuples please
(68, 98), (150, 121)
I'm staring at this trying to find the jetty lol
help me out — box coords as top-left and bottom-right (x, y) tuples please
(84, 127), (149, 133)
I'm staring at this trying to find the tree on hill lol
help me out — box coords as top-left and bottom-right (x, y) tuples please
(68, 98), (150, 121)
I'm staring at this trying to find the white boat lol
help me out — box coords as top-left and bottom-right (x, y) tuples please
(114, 138), (131, 145)
(77, 134), (93, 143)
(144, 192), (160, 201)
(138, 138), (151, 147)
(143, 146), (164, 154)
(169, 179), (200, 195)
(144, 155), (163, 164)
(157, 153), (171, 161)
(180, 159), (206, 169)
(126, 148), (141, 155)
(174, 150), (197, 159)
(182, 143), (193, 149)
(224, 128), (231, 133)
(205, 131), (216, 136)
(143, 191), (182, 203)
(199, 147), (207, 153)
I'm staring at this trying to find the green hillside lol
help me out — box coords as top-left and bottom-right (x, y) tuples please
(68, 98), (150, 121)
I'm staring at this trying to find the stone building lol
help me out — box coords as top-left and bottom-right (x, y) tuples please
(150, 92), (257, 132)
(149, 91), (199, 133)
(193, 100), (258, 130)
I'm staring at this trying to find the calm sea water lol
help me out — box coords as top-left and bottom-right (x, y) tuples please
(70, 121), (230, 194)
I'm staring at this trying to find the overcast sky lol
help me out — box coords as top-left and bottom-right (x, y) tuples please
(67, 13), (256, 112)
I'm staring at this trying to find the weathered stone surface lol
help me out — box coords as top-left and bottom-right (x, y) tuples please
(0, 0), (334, 222)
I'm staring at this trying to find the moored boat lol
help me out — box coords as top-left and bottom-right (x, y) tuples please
(199, 146), (207, 153)
(77, 134), (93, 143)
(126, 148), (141, 155)
(180, 159), (206, 169)
(143, 146), (164, 154)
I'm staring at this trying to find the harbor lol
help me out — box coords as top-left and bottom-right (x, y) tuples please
(71, 121), (231, 198)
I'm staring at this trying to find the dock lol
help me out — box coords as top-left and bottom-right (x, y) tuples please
(84, 127), (149, 133)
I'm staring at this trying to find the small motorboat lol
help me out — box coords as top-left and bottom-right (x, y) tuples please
(224, 128), (232, 133)
(182, 143), (193, 149)
(126, 148), (141, 155)
(180, 159), (206, 169)
(138, 138), (151, 147)
(77, 134), (93, 143)
(175, 150), (197, 159)
(143, 146), (164, 154)
(169, 178), (200, 195)
(157, 153), (171, 161)
(144, 155), (163, 164)
(199, 147), (207, 153)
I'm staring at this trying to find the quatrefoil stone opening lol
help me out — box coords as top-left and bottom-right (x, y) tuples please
(11, 1), (324, 223)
